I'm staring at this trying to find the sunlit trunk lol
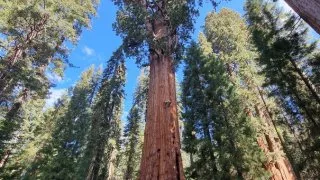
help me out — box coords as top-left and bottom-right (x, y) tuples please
(138, 0), (185, 178)
(255, 105), (296, 180)
(139, 50), (184, 179)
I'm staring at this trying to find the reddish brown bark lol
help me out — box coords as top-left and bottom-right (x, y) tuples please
(284, 0), (320, 34)
(139, 52), (184, 180)
(257, 136), (295, 180)
(255, 102), (296, 180)
(138, 0), (185, 179)
(0, 14), (49, 94)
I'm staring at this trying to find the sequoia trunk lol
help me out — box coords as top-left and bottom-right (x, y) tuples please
(255, 101), (296, 180)
(139, 52), (184, 179)
(284, 0), (320, 34)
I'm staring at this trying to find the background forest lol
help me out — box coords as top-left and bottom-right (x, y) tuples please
(0, 0), (319, 179)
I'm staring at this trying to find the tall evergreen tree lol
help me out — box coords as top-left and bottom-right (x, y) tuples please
(203, 8), (295, 179)
(41, 66), (101, 179)
(245, 0), (320, 178)
(0, 0), (99, 161)
(0, 66), (101, 179)
(0, 95), (70, 179)
(81, 47), (126, 180)
(112, 0), (227, 178)
(122, 68), (149, 180)
(0, 98), (47, 178)
(182, 42), (268, 179)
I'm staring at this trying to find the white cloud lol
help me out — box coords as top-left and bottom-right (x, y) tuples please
(45, 88), (67, 108)
(82, 46), (95, 56)
(47, 73), (63, 83)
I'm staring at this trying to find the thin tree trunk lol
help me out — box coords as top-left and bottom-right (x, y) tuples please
(0, 14), (49, 95)
(0, 150), (10, 169)
(288, 59), (320, 104)
(278, 67), (319, 127)
(86, 141), (104, 180)
(107, 147), (117, 180)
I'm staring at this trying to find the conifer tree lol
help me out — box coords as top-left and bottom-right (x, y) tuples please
(0, 98), (46, 177)
(40, 66), (101, 179)
(204, 8), (295, 179)
(81, 47), (126, 180)
(182, 42), (268, 179)
(0, 95), (70, 179)
(123, 68), (149, 180)
(112, 0), (226, 178)
(245, 0), (320, 178)
(0, 0), (99, 106)
(0, 0), (99, 161)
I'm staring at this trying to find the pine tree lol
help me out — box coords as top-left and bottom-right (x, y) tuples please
(81, 47), (126, 180)
(245, 0), (320, 178)
(0, 98), (46, 178)
(0, 66), (101, 179)
(123, 68), (149, 180)
(181, 42), (217, 179)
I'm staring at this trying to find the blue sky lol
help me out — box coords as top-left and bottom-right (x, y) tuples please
(47, 0), (319, 120)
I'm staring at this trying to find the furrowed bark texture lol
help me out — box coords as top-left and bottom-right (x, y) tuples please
(257, 136), (295, 180)
(139, 53), (184, 180)
(138, 0), (185, 179)
(244, 71), (296, 179)
(284, 0), (320, 34)
(255, 99), (296, 180)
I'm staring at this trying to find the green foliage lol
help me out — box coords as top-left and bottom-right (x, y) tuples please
(41, 66), (101, 179)
(181, 8), (294, 179)
(112, 0), (228, 65)
(0, 66), (101, 179)
(0, 95), (69, 179)
(80, 47), (126, 180)
(122, 68), (148, 180)
(245, 0), (320, 178)
(1, 1), (319, 179)
(182, 42), (268, 179)
(0, 0), (99, 161)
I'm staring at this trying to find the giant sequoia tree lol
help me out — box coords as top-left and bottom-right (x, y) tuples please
(246, 0), (320, 178)
(112, 0), (225, 178)
(203, 8), (295, 179)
